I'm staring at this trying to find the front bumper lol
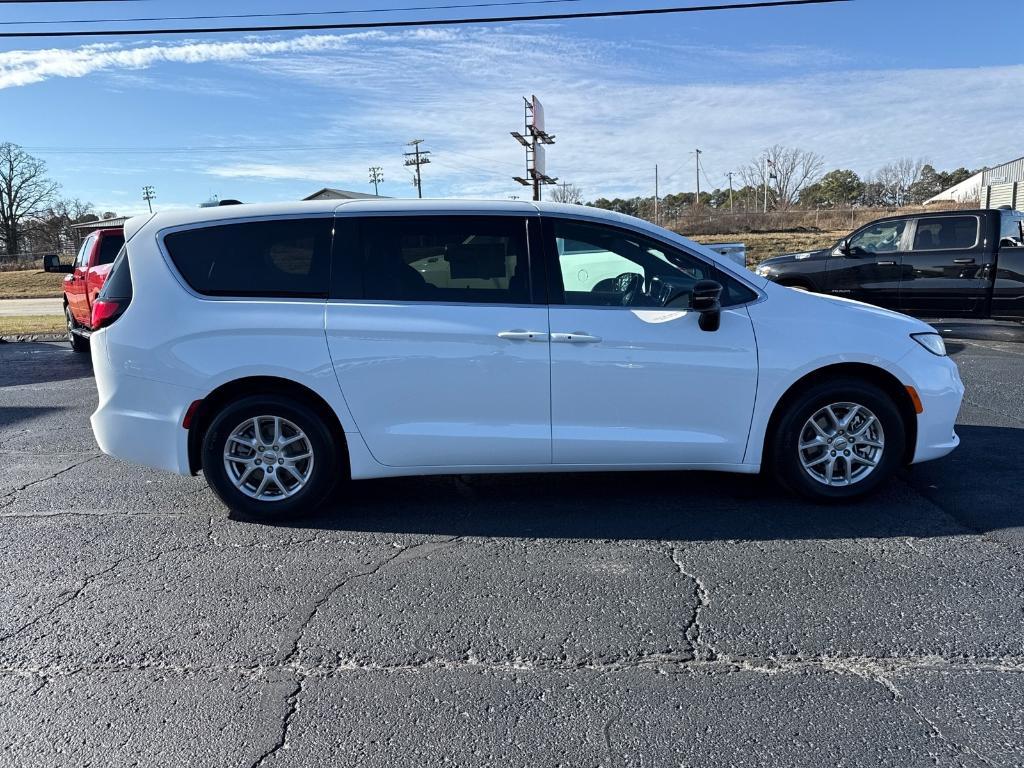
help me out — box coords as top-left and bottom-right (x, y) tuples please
(907, 352), (964, 465)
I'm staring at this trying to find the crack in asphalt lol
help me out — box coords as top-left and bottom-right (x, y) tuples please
(4, 653), (1023, 680)
(238, 536), (465, 768)
(669, 548), (716, 662)
(0, 454), (102, 509)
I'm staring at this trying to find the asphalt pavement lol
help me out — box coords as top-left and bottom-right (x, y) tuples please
(1, 334), (1023, 767)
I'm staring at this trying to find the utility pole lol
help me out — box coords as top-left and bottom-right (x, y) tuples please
(726, 172), (734, 212)
(654, 164), (659, 225)
(404, 140), (431, 198)
(694, 149), (702, 207)
(368, 166), (383, 196)
(763, 157), (776, 213)
(512, 95), (556, 201)
(142, 185), (155, 213)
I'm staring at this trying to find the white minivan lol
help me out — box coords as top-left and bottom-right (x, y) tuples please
(89, 200), (963, 519)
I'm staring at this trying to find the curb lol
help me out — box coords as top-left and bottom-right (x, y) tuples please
(0, 333), (68, 344)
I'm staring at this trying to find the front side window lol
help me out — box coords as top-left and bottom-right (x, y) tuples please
(912, 216), (979, 251)
(999, 213), (1024, 246)
(164, 218), (332, 297)
(552, 219), (714, 308)
(358, 216), (530, 304)
(848, 220), (906, 255)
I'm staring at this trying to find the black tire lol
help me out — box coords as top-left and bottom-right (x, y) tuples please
(769, 378), (905, 502)
(66, 304), (89, 353)
(201, 394), (340, 521)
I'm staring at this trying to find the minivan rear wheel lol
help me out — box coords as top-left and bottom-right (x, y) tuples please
(770, 378), (905, 501)
(202, 395), (339, 520)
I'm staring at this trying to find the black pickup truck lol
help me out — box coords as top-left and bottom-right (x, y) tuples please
(754, 208), (1024, 319)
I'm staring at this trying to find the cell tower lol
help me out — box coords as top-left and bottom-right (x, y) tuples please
(511, 95), (556, 201)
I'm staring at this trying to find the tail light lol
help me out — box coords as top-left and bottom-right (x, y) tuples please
(91, 299), (124, 330)
(92, 244), (132, 331)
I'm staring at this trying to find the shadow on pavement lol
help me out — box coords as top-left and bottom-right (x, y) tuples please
(0, 341), (92, 387)
(269, 425), (1024, 543)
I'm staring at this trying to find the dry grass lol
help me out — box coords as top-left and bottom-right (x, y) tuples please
(0, 314), (65, 336)
(690, 231), (846, 265)
(0, 269), (66, 299)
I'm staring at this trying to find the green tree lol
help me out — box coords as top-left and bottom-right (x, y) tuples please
(800, 169), (863, 208)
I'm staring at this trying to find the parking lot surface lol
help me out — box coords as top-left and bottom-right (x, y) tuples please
(1, 335), (1023, 766)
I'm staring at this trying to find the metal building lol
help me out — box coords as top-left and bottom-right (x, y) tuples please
(981, 156), (1024, 210)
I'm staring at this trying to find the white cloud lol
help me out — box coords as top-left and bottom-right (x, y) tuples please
(4, 28), (1022, 201)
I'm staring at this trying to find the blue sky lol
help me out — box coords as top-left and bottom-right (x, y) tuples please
(1, 0), (1022, 215)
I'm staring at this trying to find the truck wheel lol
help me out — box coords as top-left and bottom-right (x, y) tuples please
(66, 305), (89, 353)
(770, 378), (905, 501)
(201, 394), (340, 521)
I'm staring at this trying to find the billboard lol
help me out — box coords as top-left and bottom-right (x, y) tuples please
(532, 95), (545, 134)
(534, 143), (546, 177)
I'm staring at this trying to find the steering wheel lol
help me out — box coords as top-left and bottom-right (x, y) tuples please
(612, 272), (644, 306)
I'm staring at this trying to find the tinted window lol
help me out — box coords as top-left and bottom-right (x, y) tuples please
(96, 232), (125, 266)
(99, 246), (132, 300)
(552, 219), (713, 308)
(913, 216), (979, 251)
(359, 216), (529, 304)
(848, 220), (906, 255)
(164, 218), (332, 297)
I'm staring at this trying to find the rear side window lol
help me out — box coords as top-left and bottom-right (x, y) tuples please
(96, 233), (125, 266)
(358, 216), (530, 304)
(164, 218), (333, 297)
(99, 246), (132, 300)
(913, 216), (979, 251)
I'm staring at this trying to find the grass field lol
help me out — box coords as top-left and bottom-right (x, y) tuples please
(0, 314), (65, 336)
(690, 230), (845, 265)
(0, 270), (65, 299)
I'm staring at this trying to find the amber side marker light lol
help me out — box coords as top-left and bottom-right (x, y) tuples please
(905, 386), (924, 414)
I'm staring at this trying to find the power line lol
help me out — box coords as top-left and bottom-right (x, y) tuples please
(0, 0), (584, 27)
(0, 1), (852, 39)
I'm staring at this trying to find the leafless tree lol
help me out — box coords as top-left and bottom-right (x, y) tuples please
(0, 143), (59, 255)
(34, 197), (96, 253)
(549, 183), (583, 205)
(874, 158), (926, 207)
(740, 145), (824, 210)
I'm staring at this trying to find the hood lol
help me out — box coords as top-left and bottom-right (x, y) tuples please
(762, 279), (935, 333)
(760, 247), (829, 266)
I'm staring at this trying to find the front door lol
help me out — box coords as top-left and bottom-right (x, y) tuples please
(899, 214), (990, 316)
(824, 218), (907, 309)
(543, 217), (758, 466)
(325, 214), (551, 468)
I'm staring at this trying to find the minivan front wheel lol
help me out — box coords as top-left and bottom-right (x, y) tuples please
(770, 379), (905, 501)
(202, 395), (339, 520)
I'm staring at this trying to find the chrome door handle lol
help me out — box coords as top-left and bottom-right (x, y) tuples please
(551, 332), (602, 344)
(497, 329), (547, 341)
(953, 258), (975, 264)
(875, 260), (896, 266)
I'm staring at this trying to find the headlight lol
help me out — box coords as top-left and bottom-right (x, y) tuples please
(911, 332), (946, 356)
(754, 265), (772, 277)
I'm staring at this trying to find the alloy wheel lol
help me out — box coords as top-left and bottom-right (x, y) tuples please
(798, 402), (885, 487)
(222, 415), (315, 501)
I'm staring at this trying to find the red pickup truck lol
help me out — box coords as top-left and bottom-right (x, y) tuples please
(46, 227), (125, 351)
